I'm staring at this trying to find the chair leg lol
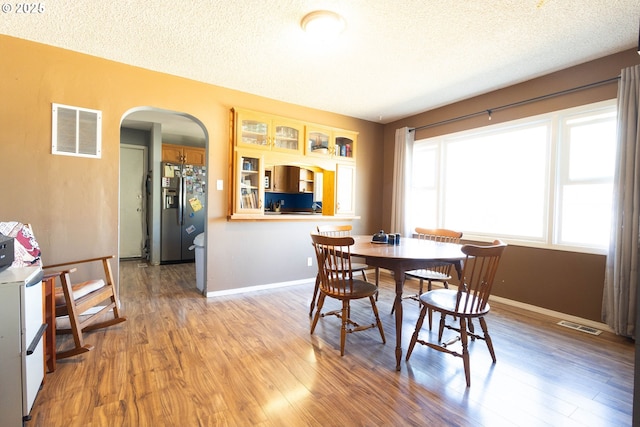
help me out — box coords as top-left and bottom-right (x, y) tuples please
(340, 300), (349, 356)
(479, 317), (496, 362)
(309, 274), (320, 317)
(460, 318), (471, 387)
(406, 305), (428, 361)
(425, 280), (442, 331)
(310, 293), (325, 334)
(437, 312), (446, 342)
(375, 267), (380, 301)
(369, 296), (386, 344)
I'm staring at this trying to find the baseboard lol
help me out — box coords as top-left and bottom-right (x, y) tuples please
(488, 294), (613, 334)
(205, 277), (315, 298)
(205, 269), (613, 334)
(377, 268), (613, 334)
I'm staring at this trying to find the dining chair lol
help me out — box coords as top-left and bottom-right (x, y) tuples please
(394, 228), (463, 328)
(310, 233), (385, 356)
(405, 240), (507, 387)
(309, 224), (376, 316)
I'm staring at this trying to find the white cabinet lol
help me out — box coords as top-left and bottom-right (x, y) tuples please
(0, 267), (44, 427)
(335, 163), (356, 216)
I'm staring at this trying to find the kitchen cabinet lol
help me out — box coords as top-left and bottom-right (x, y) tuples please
(162, 144), (206, 166)
(0, 267), (45, 427)
(272, 165), (300, 193)
(235, 153), (264, 213)
(265, 166), (315, 194)
(305, 126), (356, 162)
(335, 163), (356, 216)
(334, 131), (357, 162)
(229, 107), (358, 219)
(234, 109), (304, 154)
(313, 172), (323, 202)
(299, 168), (315, 193)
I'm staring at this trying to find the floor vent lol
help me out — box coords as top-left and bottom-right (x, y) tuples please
(137, 263), (148, 268)
(557, 320), (602, 336)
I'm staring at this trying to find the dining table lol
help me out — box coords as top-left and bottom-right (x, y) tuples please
(350, 235), (466, 371)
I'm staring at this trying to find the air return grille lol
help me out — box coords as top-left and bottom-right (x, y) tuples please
(557, 320), (602, 336)
(52, 103), (102, 158)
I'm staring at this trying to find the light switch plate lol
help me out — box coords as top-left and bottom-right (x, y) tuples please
(216, 179), (223, 190)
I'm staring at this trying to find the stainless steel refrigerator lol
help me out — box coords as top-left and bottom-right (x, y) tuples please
(161, 162), (206, 263)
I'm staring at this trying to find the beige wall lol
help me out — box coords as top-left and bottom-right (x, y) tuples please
(2, 32), (638, 323)
(382, 48), (640, 322)
(0, 35), (384, 291)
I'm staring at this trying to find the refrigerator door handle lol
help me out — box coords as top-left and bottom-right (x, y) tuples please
(178, 176), (184, 226)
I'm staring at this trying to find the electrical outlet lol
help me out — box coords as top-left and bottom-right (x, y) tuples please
(307, 257), (312, 267)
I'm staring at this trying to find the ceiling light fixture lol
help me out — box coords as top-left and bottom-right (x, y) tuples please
(301, 10), (346, 38)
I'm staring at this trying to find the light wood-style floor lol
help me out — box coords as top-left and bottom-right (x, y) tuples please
(30, 261), (634, 426)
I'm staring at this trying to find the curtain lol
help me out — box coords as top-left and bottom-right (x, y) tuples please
(602, 64), (640, 338)
(390, 127), (414, 238)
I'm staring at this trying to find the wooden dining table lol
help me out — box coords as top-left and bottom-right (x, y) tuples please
(350, 235), (466, 371)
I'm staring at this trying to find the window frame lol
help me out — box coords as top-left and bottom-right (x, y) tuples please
(410, 99), (616, 255)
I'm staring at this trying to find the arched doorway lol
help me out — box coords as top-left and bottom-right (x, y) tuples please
(119, 107), (208, 289)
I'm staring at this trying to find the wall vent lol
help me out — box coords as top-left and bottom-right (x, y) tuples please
(52, 103), (102, 158)
(557, 320), (602, 336)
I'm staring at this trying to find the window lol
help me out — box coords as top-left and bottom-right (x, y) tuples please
(52, 103), (102, 158)
(410, 100), (617, 253)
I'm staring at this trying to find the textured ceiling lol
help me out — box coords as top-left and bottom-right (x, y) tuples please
(1, 1), (638, 126)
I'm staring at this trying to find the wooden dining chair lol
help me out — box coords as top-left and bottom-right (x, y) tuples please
(405, 240), (507, 387)
(310, 233), (385, 356)
(395, 228), (463, 328)
(309, 224), (376, 316)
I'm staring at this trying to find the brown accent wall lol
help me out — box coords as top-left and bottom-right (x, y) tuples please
(383, 48), (640, 322)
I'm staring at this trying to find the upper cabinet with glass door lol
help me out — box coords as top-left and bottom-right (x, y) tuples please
(234, 109), (304, 154)
(235, 153), (264, 214)
(305, 126), (357, 162)
(333, 130), (357, 162)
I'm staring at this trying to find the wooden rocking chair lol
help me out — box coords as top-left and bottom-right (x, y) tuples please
(44, 255), (127, 359)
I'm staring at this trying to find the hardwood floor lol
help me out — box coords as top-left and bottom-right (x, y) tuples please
(30, 261), (634, 426)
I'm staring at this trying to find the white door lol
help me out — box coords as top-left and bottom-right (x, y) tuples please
(120, 145), (146, 258)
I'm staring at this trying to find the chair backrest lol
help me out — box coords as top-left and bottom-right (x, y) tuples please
(317, 224), (353, 236)
(415, 227), (463, 275)
(415, 227), (462, 243)
(311, 233), (357, 297)
(456, 240), (507, 314)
